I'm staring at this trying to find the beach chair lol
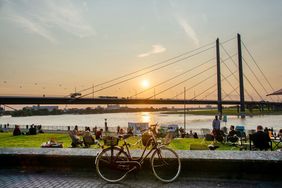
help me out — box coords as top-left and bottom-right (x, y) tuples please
(235, 126), (247, 145)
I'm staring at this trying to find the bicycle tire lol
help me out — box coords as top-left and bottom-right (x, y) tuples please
(151, 146), (181, 182)
(96, 146), (129, 183)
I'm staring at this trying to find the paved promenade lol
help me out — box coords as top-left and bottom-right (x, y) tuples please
(1, 148), (281, 187)
(0, 168), (280, 188)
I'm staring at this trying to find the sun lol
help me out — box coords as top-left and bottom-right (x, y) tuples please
(141, 79), (150, 88)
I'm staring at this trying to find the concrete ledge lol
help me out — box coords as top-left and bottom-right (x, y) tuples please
(2, 148), (282, 160)
(1, 148), (281, 180)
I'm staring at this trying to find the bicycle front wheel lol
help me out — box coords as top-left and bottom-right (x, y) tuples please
(151, 146), (181, 182)
(96, 147), (129, 183)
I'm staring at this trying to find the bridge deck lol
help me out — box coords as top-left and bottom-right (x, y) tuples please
(0, 96), (281, 105)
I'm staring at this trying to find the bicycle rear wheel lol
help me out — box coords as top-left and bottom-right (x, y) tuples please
(151, 146), (181, 182)
(95, 147), (129, 183)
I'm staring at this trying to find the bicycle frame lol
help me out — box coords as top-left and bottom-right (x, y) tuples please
(107, 127), (161, 166)
(122, 137), (158, 163)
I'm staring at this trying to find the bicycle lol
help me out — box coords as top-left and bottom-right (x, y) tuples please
(95, 124), (181, 183)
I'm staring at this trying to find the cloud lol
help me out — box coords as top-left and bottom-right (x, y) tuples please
(175, 15), (199, 47)
(138, 44), (166, 58)
(167, 0), (200, 47)
(1, 0), (95, 43)
(7, 14), (58, 43)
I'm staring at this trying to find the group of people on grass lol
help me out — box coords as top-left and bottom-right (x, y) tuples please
(211, 115), (282, 150)
(69, 125), (136, 148)
(179, 127), (198, 139)
(12, 124), (44, 136)
(69, 125), (101, 148)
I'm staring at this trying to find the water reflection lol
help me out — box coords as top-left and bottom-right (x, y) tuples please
(0, 112), (281, 131)
(140, 112), (151, 123)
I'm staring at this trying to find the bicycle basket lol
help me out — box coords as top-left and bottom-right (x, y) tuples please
(103, 136), (119, 146)
(142, 131), (152, 146)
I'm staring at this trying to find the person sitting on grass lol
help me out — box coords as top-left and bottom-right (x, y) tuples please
(95, 129), (103, 140)
(28, 125), (37, 135)
(251, 125), (271, 150)
(127, 127), (133, 136)
(37, 125), (44, 133)
(227, 125), (238, 143)
(179, 127), (185, 138)
(13, 125), (21, 136)
(68, 126), (84, 147)
(193, 132), (198, 139)
(83, 130), (97, 148)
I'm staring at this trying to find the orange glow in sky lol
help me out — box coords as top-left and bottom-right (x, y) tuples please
(141, 79), (150, 89)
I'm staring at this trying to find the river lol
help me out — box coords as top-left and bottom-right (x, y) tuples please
(0, 112), (281, 132)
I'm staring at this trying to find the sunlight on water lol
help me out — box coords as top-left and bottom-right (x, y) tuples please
(140, 112), (151, 123)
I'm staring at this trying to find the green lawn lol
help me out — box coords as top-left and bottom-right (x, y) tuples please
(0, 132), (72, 148)
(0, 132), (237, 150)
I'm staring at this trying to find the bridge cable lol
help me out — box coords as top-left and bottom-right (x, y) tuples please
(220, 58), (240, 96)
(220, 44), (254, 100)
(242, 57), (274, 101)
(200, 82), (239, 101)
(146, 65), (216, 99)
(173, 73), (217, 99)
(243, 74), (264, 100)
(70, 43), (215, 96)
(174, 55), (238, 99)
(130, 57), (216, 98)
(222, 88), (233, 100)
(223, 86), (239, 100)
(75, 46), (216, 99)
(69, 37), (236, 98)
(199, 86), (217, 100)
(192, 69), (238, 100)
(241, 40), (279, 100)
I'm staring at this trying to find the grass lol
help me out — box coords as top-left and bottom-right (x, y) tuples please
(0, 132), (72, 148)
(0, 132), (239, 150)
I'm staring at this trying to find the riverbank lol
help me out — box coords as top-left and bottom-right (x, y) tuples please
(2, 107), (170, 117)
(162, 108), (282, 116)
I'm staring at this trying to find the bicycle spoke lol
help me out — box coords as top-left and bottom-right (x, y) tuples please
(96, 147), (129, 183)
(151, 146), (181, 182)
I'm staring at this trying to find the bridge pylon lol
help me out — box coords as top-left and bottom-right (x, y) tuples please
(216, 38), (223, 119)
(237, 33), (246, 118)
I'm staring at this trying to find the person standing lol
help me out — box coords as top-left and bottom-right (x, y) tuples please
(212, 115), (221, 131)
(212, 115), (221, 140)
(104, 119), (108, 132)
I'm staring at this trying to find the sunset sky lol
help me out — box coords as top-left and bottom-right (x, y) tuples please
(0, 0), (282, 101)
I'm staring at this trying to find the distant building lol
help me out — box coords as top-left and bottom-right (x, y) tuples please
(31, 105), (59, 112)
(206, 105), (212, 109)
(96, 106), (104, 110)
(107, 104), (120, 110)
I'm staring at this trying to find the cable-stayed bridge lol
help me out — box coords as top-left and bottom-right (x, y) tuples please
(1, 34), (282, 117)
